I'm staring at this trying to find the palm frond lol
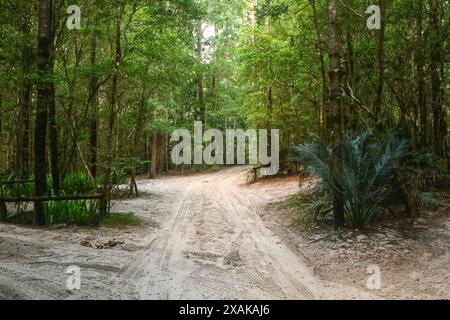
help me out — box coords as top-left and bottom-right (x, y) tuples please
(293, 130), (410, 229)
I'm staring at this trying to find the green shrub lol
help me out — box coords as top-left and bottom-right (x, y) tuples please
(294, 131), (410, 229)
(104, 212), (142, 229)
(0, 185), (11, 198)
(62, 172), (95, 195)
(25, 181), (36, 197)
(289, 184), (333, 227)
(97, 169), (128, 186)
(112, 169), (127, 185)
(44, 199), (98, 225)
(0, 180), (35, 198)
(419, 192), (447, 207)
(45, 172), (97, 225)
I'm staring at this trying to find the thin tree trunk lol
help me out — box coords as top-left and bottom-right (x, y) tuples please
(345, 26), (356, 133)
(309, 0), (328, 140)
(166, 133), (169, 172)
(130, 84), (147, 196)
(0, 93), (2, 139)
(34, 0), (53, 225)
(48, 2), (59, 193)
(328, 0), (345, 229)
(151, 133), (158, 177)
(416, 0), (427, 147)
(429, 0), (444, 156)
(212, 74), (218, 112)
(0, 25), (2, 145)
(19, 17), (33, 179)
(48, 81), (59, 193)
(196, 21), (205, 123)
(440, 59), (448, 170)
(103, 3), (123, 219)
(374, 0), (386, 121)
(267, 86), (273, 119)
(89, 31), (99, 179)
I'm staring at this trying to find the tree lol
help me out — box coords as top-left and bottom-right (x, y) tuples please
(309, 0), (328, 139)
(195, 20), (206, 123)
(48, 0), (60, 193)
(89, 29), (99, 179)
(328, 0), (344, 229)
(429, 0), (446, 157)
(374, 0), (386, 121)
(34, 0), (53, 225)
(0, 0), (448, 229)
(415, 0), (427, 147)
(19, 9), (33, 179)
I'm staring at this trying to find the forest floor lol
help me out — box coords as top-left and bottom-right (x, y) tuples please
(0, 167), (448, 299)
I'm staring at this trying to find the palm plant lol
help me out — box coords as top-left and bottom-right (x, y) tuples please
(293, 131), (410, 229)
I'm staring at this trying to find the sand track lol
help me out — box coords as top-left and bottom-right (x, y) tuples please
(0, 167), (373, 300)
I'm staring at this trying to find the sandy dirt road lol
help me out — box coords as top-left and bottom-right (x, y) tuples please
(0, 167), (373, 300)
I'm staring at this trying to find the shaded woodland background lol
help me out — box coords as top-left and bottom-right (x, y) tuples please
(0, 0), (448, 227)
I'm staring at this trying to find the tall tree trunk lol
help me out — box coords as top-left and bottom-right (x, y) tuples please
(0, 26), (2, 144)
(328, 0), (345, 229)
(212, 74), (218, 112)
(345, 27), (356, 133)
(309, 0), (328, 140)
(48, 3), (59, 193)
(48, 81), (59, 193)
(89, 31), (99, 179)
(19, 17), (33, 179)
(34, 0), (53, 225)
(196, 21), (205, 123)
(102, 3), (123, 219)
(374, 0), (386, 121)
(267, 86), (273, 120)
(416, 0), (427, 147)
(0, 93), (3, 144)
(429, 0), (444, 156)
(440, 59), (448, 170)
(150, 133), (158, 177)
(130, 84), (147, 196)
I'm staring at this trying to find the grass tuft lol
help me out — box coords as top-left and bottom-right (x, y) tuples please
(104, 212), (142, 229)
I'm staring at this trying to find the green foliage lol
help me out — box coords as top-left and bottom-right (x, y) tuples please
(97, 169), (127, 186)
(291, 184), (333, 226)
(419, 192), (447, 207)
(62, 172), (95, 195)
(294, 131), (410, 229)
(0, 180), (35, 198)
(0, 185), (11, 198)
(256, 1), (289, 22)
(104, 212), (142, 229)
(42, 172), (102, 226)
(400, 150), (448, 190)
(112, 170), (127, 185)
(0, 0), (448, 233)
(44, 199), (98, 226)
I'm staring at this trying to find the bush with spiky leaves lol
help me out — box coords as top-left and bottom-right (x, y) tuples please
(294, 131), (410, 229)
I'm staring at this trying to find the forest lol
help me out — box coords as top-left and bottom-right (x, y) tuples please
(0, 0), (449, 302)
(0, 0), (449, 230)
